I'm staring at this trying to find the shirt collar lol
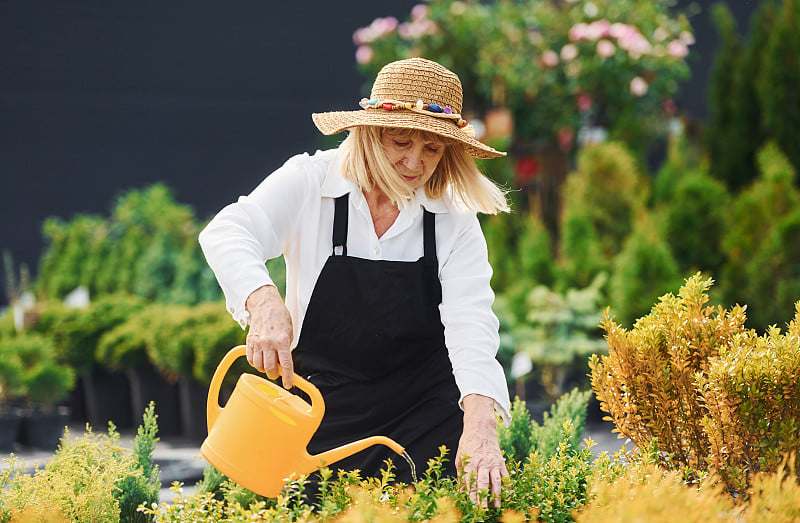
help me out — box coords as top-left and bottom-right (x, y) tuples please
(320, 148), (450, 215)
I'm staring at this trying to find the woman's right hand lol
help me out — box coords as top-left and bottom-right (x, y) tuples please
(244, 285), (295, 389)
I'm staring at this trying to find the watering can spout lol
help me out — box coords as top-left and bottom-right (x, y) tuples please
(306, 436), (405, 470)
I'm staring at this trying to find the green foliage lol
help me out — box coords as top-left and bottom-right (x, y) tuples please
(705, 3), (763, 192)
(498, 389), (591, 464)
(37, 214), (108, 300)
(559, 143), (648, 289)
(661, 164), (730, 276)
(34, 184), (219, 305)
(118, 402), (161, 523)
(1, 405), (160, 523)
(721, 142), (800, 330)
(23, 360), (75, 411)
(706, 0), (799, 192)
(511, 277), (607, 399)
(0, 336), (25, 405)
(0, 332), (74, 410)
(143, 420), (598, 523)
(756, 0), (800, 178)
(50, 294), (146, 376)
(608, 212), (682, 327)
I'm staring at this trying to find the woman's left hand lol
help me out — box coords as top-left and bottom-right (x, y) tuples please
(456, 394), (508, 508)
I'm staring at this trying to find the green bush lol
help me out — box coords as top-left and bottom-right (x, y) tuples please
(23, 360), (75, 411)
(510, 277), (607, 399)
(0, 338), (25, 406)
(1, 403), (160, 522)
(721, 142), (800, 329)
(661, 165), (730, 277)
(498, 389), (591, 464)
(608, 212), (682, 327)
(559, 142), (648, 290)
(50, 294), (146, 376)
(0, 332), (74, 411)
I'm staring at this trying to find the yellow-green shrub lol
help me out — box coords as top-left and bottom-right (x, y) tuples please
(591, 273), (800, 495)
(577, 462), (738, 522)
(697, 305), (800, 493)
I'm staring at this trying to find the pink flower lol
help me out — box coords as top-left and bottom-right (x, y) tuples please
(560, 43), (579, 61)
(596, 39), (616, 58)
(411, 4), (429, 21)
(577, 93), (593, 112)
(399, 18), (438, 39)
(667, 40), (689, 58)
(540, 49), (559, 68)
(356, 45), (373, 65)
(353, 28), (367, 45)
(630, 76), (648, 97)
(586, 19), (611, 40)
(569, 22), (589, 41)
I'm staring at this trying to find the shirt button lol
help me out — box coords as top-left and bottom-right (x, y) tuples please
(374, 245), (381, 256)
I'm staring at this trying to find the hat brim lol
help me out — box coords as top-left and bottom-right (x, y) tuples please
(312, 109), (506, 159)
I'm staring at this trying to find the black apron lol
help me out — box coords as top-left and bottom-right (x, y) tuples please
(293, 193), (463, 484)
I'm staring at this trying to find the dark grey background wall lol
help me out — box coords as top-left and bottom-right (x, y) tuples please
(0, 1), (760, 306)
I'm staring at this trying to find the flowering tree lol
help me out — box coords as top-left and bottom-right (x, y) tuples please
(354, 0), (692, 153)
(354, 0), (692, 233)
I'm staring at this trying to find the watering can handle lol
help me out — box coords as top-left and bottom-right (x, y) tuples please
(206, 345), (324, 432)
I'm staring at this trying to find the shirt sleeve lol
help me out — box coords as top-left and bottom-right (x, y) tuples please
(438, 213), (512, 425)
(198, 153), (313, 328)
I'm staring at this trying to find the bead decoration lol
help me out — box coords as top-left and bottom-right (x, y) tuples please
(358, 98), (472, 135)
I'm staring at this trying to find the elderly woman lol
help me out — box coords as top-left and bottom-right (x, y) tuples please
(199, 58), (511, 506)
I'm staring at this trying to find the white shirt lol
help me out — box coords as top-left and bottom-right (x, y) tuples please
(199, 148), (511, 423)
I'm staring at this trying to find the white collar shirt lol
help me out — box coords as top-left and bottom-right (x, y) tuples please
(199, 147), (511, 423)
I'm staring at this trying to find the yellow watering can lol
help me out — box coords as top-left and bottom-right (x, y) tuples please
(201, 345), (408, 498)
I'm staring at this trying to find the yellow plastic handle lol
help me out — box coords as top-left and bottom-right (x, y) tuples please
(206, 345), (324, 432)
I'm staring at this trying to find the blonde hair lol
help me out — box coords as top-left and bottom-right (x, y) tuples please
(338, 126), (510, 214)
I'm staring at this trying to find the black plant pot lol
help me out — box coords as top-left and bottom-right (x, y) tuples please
(18, 406), (70, 450)
(82, 368), (133, 431)
(126, 366), (181, 437)
(0, 407), (23, 451)
(178, 377), (209, 443)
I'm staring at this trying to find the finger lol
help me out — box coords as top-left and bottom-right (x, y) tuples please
(477, 467), (490, 508)
(247, 338), (265, 372)
(490, 468), (503, 508)
(277, 346), (294, 389)
(263, 349), (279, 380)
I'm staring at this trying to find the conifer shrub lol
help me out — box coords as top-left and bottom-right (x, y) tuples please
(50, 293), (146, 376)
(510, 278), (607, 399)
(721, 142), (800, 330)
(1, 403), (160, 522)
(559, 142), (648, 290)
(608, 212), (682, 327)
(591, 274), (800, 495)
(661, 166), (730, 276)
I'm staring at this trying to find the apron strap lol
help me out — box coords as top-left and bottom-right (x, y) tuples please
(423, 210), (438, 270)
(333, 194), (349, 256)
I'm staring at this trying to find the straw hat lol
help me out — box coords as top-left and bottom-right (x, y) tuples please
(312, 58), (506, 159)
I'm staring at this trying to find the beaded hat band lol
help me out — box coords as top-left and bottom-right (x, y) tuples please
(312, 58), (505, 159)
